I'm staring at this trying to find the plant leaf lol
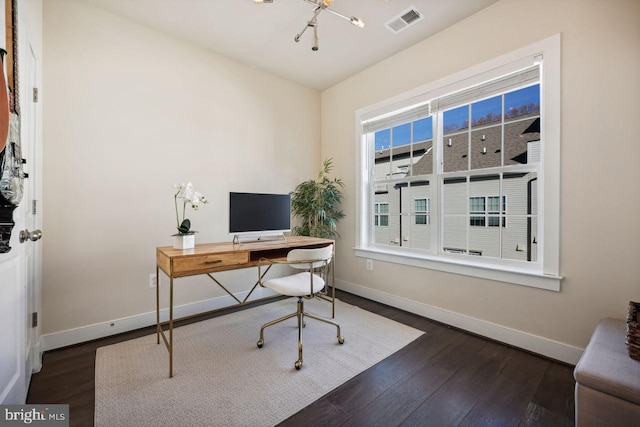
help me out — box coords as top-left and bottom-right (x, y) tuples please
(178, 219), (191, 234)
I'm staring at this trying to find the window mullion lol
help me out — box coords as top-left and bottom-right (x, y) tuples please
(434, 112), (443, 255)
(466, 105), (472, 171)
(466, 176), (470, 254)
(499, 172), (504, 258)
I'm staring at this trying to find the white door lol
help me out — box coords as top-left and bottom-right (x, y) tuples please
(0, 210), (26, 404)
(22, 40), (42, 386)
(0, 2), (41, 404)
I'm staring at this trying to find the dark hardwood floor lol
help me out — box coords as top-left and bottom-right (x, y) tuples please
(27, 290), (575, 426)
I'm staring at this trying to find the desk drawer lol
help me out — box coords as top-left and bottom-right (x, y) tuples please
(172, 252), (249, 275)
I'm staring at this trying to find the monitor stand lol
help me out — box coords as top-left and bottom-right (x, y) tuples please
(232, 232), (287, 245)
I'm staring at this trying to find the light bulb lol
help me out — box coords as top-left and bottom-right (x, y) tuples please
(350, 17), (365, 28)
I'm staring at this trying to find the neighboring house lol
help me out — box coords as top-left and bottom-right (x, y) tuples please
(373, 114), (540, 262)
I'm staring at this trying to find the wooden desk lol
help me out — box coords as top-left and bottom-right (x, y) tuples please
(156, 236), (334, 377)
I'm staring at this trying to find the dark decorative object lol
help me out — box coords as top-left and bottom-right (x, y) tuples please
(0, 49), (8, 152)
(1, 114), (24, 203)
(627, 301), (640, 361)
(0, 47), (12, 253)
(0, 205), (15, 253)
(0, 0), (24, 254)
(0, 115), (24, 254)
(6, 0), (19, 116)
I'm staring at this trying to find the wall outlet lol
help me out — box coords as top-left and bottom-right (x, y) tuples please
(366, 259), (373, 271)
(149, 273), (157, 288)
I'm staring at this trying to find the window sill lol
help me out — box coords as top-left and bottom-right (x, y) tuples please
(354, 247), (562, 292)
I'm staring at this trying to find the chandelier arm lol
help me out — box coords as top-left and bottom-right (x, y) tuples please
(294, 7), (323, 43)
(294, 19), (314, 43)
(310, 2), (365, 27)
(324, 7), (351, 22)
(303, 0), (327, 9)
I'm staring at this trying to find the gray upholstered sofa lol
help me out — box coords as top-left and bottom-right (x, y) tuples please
(574, 318), (640, 426)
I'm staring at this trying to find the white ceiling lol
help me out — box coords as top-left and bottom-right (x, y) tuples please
(82, 0), (499, 90)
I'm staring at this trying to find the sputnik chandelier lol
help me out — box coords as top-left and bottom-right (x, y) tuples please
(253, 0), (365, 51)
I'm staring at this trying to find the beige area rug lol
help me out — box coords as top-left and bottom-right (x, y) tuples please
(95, 298), (423, 427)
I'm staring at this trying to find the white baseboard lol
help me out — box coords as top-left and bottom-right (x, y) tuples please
(42, 287), (278, 352)
(29, 336), (43, 374)
(336, 279), (583, 365)
(42, 281), (583, 365)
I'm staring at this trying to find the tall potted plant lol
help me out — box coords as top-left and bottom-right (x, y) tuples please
(291, 158), (345, 239)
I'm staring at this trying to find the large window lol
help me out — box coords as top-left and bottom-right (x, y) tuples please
(356, 36), (561, 291)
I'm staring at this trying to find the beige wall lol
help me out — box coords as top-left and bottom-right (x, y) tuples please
(42, 0), (321, 334)
(323, 0), (640, 350)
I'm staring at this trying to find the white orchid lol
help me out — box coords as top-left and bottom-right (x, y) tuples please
(174, 182), (209, 235)
(191, 192), (207, 209)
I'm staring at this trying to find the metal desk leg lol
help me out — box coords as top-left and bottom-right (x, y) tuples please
(156, 266), (160, 344)
(331, 257), (335, 318)
(169, 276), (174, 378)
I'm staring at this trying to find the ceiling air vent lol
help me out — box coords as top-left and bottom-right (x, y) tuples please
(385, 6), (424, 34)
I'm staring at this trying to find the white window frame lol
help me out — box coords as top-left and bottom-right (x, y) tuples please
(354, 35), (562, 291)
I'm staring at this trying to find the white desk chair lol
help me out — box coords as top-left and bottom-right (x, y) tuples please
(257, 244), (344, 370)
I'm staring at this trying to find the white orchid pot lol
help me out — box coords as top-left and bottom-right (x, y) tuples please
(173, 234), (195, 250)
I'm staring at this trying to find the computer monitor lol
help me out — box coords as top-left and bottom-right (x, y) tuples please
(229, 192), (291, 242)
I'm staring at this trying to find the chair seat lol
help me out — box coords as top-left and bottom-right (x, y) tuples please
(262, 272), (325, 297)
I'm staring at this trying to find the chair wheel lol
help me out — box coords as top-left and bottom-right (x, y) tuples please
(294, 360), (302, 370)
(338, 336), (345, 345)
(257, 339), (264, 348)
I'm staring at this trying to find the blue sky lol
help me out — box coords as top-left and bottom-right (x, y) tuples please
(375, 117), (432, 151)
(375, 84), (540, 151)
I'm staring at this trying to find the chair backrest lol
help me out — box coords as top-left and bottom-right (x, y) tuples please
(287, 244), (333, 270)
